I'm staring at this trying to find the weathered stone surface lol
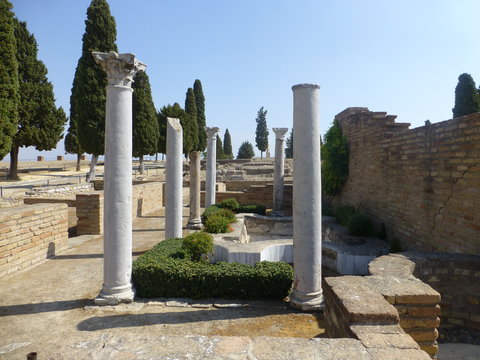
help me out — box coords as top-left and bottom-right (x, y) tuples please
(166, 298), (193, 307)
(366, 348), (432, 360)
(191, 298), (214, 308)
(214, 299), (247, 308)
(324, 276), (399, 324)
(313, 338), (372, 360)
(366, 275), (441, 305)
(368, 254), (415, 277)
(405, 329), (439, 342)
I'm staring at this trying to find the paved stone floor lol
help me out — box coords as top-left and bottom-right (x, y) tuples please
(0, 207), (478, 359)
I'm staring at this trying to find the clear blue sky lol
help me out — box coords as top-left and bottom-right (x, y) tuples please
(7, 0), (480, 161)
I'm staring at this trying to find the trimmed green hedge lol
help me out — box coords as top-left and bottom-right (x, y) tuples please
(132, 238), (293, 299)
(237, 204), (266, 215)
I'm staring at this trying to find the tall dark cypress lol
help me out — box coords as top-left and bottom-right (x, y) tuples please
(216, 134), (225, 159)
(255, 106), (269, 159)
(223, 129), (232, 158)
(452, 73), (480, 118)
(193, 79), (207, 151)
(0, 0), (19, 160)
(184, 87), (198, 155)
(70, 0), (117, 178)
(132, 70), (159, 174)
(8, 19), (66, 180)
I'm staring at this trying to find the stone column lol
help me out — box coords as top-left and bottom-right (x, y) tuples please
(272, 128), (289, 215)
(205, 127), (219, 208)
(92, 52), (146, 305)
(165, 118), (183, 239)
(290, 83), (323, 311)
(187, 151), (203, 229)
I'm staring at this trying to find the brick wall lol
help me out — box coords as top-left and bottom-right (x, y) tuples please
(76, 182), (165, 235)
(0, 203), (68, 278)
(201, 183), (292, 214)
(335, 108), (480, 253)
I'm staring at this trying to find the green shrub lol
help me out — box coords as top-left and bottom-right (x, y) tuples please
(347, 212), (375, 236)
(201, 205), (221, 225)
(236, 204), (266, 215)
(217, 208), (236, 223)
(333, 205), (356, 227)
(182, 232), (214, 262)
(205, 214), (232, 233)
(219, 198), (240, 211)
(132, 238), (293, 299)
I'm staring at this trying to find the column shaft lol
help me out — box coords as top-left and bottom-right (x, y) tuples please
(187, 151), (203, 229)
(205, 127), (219, 208)
(290, 83), (323, 311)
(273, 128), (288, 214)
(165, 118), (183, 239)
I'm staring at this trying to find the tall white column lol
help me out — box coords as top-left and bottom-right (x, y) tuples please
(165, 118), (183, 239)
(272, 128), (289, 215)
(205, 127), (219, 208)
(187, 151), (203, 229)
(92, 52), (145, 305)
(290, 83), (323, 311)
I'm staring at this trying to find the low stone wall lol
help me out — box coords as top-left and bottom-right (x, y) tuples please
(76, 182), (165, 235)
(201, 184), (292, 214)
(324, 254), (441, 359)
(391, 252), (480, 330)
(0, 203), (68, 278)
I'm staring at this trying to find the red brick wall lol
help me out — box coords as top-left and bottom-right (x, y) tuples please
(336, 108), (480, 253)
(0, 203), (68, 278)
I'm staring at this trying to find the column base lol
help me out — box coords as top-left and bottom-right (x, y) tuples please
(94, 284), (135, 306)
(187, 219), (203, 230)
(290, 288), (324, 312)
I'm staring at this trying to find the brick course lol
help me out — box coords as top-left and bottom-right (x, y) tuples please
(0, 203), (68, 278)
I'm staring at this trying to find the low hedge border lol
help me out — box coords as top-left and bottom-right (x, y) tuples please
(132, 238), (293, 299)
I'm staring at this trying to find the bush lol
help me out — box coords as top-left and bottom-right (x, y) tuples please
(217, 208), (236, 223)
(132, 238), (293, 299)
(347, 212), (375, 236)
(219, 198), (240, 211)
(333, 205), (356, 227)
(236, 204), (266, 215)
(205, 214), (232, 233)
(201, 205), (221, 225)
(182, 232), (214, 262)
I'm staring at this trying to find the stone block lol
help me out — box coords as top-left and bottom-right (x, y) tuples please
(399, 316), (440, 329)
(405, 329), (438, 342)
(407, 305), (441, 317)
(366, 348), (432, 360)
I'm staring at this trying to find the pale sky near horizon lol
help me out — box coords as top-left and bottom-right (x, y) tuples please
(5, 0), (480, 161)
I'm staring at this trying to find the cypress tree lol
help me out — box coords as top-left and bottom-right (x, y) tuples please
(285, 130), (293, 159)
(70, 0), (117, 180)
(184, 87), (198, 156)
(255, 106), (269, 159)
(452, 73), (480, 118)
(237, 141), (255, 159)
(193, 79), (207, 151)
(64, 116), (82, 171)
(158, 103), (188, 155)
(8, 19), (67, 180)
(216, 134), (225, 159)
(0, 0), (19, 160)
(132, 70), (159, 174)
(223, 128), (233, 159)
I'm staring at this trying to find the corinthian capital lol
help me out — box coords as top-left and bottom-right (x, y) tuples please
(92, 51), (146, 88)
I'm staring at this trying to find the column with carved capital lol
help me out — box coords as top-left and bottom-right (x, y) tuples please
(205, 127), (219, 208)
(272, 128), (289, 215)
(92, 52), (146, 305)
(165, 117), (183, 239)
(290, 83), (324, 311)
